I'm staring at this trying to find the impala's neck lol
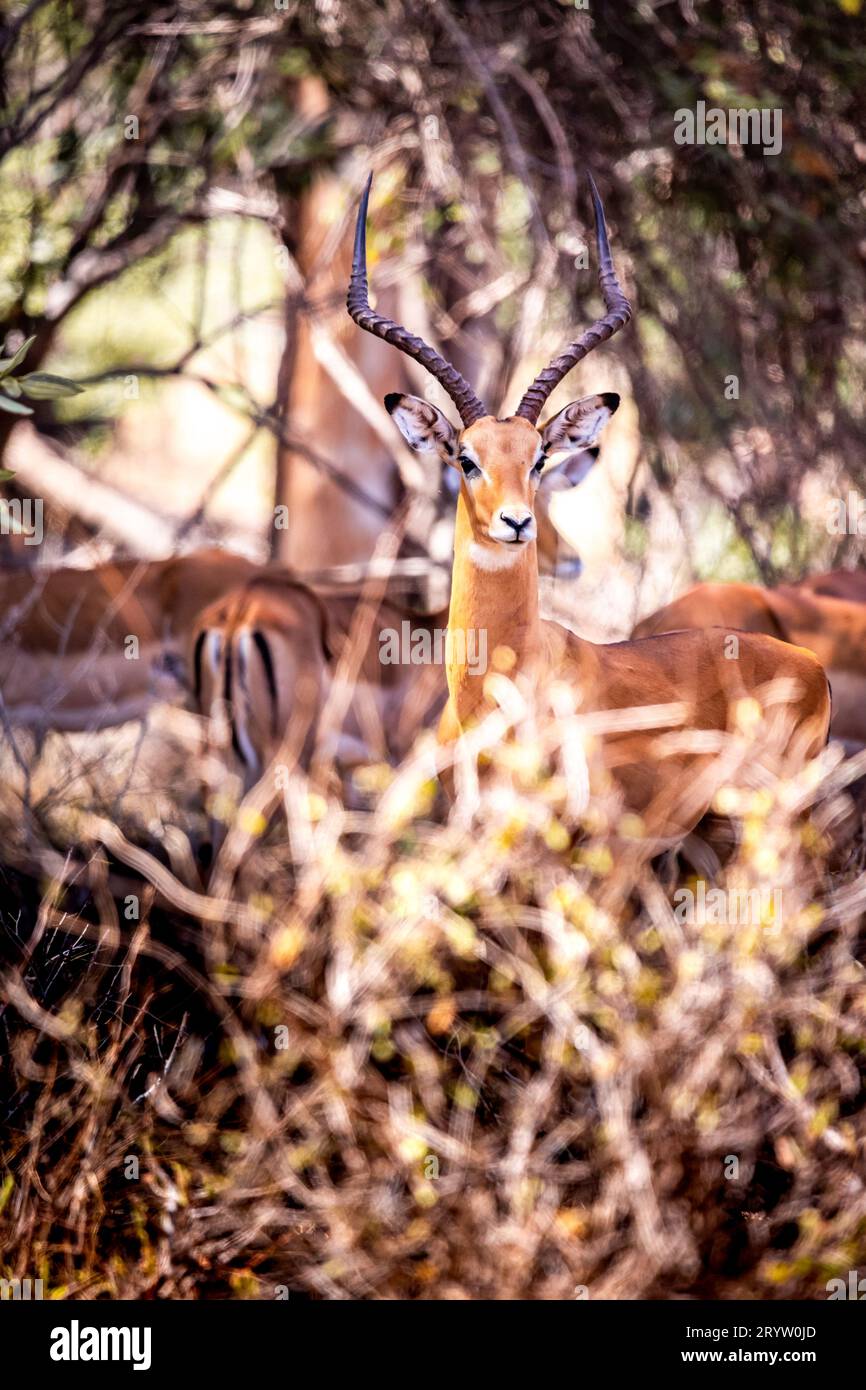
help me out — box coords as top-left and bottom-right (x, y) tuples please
(447, 493), (542, 723)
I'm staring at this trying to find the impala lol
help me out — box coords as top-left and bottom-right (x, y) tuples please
(0, 548), (449, 766)
(795, 568), (866, 604)
(0, 272), (587, 750)
(186, 436), (605, 783)
(633, 580), (866, 745)
(348, 172), (831, 845)
(0, 549), (256, 733)
(191, 569), (449, 787)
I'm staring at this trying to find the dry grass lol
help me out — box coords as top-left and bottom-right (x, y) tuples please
(2, 686), (866, 1301)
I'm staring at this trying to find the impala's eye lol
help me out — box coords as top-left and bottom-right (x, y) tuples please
(459, 455), (480, 479)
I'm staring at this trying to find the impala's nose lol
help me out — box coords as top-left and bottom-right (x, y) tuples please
(500, 509), (532, 540)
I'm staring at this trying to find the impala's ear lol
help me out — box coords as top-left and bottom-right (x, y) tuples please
(385, 393), (459, 462)
(538, 446), (600, 495)
(541, 393), (619, 456)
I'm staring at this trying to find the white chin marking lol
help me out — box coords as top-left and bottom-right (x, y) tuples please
(469, 541), (524, 571)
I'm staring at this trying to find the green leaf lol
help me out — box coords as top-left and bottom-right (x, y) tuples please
(0, 468), (16, 481)
(1, 377), (22, 396)
(19, 372), (84, 399)
(0, 395), (34, 415)
(0, 335), (37, 379)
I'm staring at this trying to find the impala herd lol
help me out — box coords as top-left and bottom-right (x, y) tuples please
(0, 173), (862, 860)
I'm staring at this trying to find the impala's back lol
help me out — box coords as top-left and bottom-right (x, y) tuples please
(796, 568), (866, 603)
(633, 580), (866, 744)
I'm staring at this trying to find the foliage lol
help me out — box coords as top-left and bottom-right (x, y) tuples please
(0, 334), (81, 476)
(1, 694), (865, 1299)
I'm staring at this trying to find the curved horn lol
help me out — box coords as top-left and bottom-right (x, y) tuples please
(346, 173), (487, 429)
(515, 172), (631, 424)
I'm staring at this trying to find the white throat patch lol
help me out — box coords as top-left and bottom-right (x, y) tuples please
(469, 542), (524, 571)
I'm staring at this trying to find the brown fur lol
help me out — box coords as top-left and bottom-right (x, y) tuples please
(796, 568), (866, 604)
(192, 570), (449, 785)
(192, 573), (332, 781)
(633, 581), (866, 743)
(0, 550), (256, 730)
(439, 417), (831, 848)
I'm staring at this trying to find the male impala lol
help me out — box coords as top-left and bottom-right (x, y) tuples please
(633, 580), (866, 745)
(348, 173), (831, 845)
(185, 447), (602, 785)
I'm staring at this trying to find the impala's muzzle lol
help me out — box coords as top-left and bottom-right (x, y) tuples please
(489, 507), (536, 546)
